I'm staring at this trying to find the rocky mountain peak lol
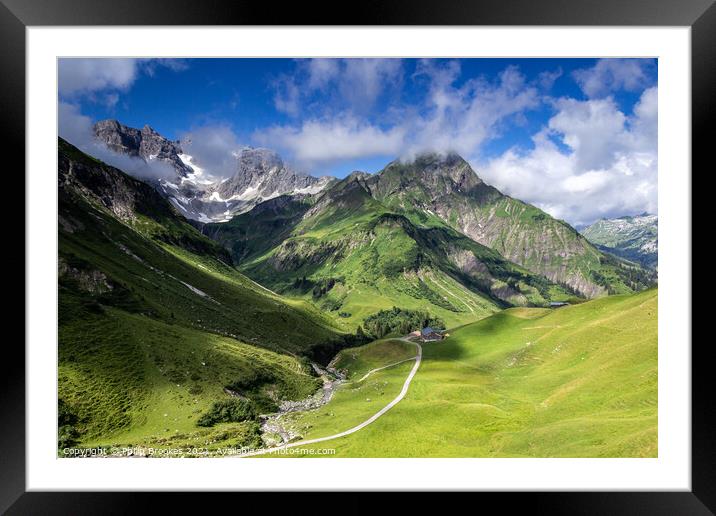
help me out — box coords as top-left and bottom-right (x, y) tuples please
(218, 147), (327, 201)
(411, 151), (481, 189)
(93, 119), (191, 177)
(581, 214), (658, 270)
(90, 119), (335, 223)
(344, 171), (373, 182)
(375, 150), (483, 196)
(236, 147), (284, 171)
(412, 150), (466, 167)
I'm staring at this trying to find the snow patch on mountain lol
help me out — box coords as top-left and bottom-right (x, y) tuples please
(91, 120), (334, 223)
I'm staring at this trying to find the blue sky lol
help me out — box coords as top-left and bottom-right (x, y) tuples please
(58, 57), (657, 225)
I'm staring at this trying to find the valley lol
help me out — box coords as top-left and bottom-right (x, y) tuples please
(57, 131), (658, 458)
(271, 289), (657, 458)
(58, 138), (352, 453)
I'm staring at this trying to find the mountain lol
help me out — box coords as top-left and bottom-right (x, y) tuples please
(216, 147), (334, 202)
(92, 120), (334, 223)
(363, 153), (656, 298)
(205, 171), (580, 330)
(581, 214), (658, 269)
(94, 119), (193, 177)
(206, 152), (655, 318)
(58, 138), (348, 450)
(57, 136), (657, 455)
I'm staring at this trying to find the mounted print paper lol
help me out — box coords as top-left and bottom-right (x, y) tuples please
(57, 57), (658, 458)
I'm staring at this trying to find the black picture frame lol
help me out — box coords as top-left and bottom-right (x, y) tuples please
(3, 0), (709, 512)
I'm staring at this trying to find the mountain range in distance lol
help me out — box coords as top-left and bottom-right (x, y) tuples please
(581, 214), (658, 270)
(89, 119), (656, 319)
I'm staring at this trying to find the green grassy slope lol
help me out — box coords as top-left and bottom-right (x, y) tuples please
(58, 138), (343, 450)
(60, 308), (321, 450)
(207, 175), (575, 330)
(201, 194), (312, 264)
(283, 288), (657, 457)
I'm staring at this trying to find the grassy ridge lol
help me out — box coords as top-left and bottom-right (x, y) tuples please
(284, 289), (657, 457)
(60, 194), (339, 355)
(58, 139), (342, 450)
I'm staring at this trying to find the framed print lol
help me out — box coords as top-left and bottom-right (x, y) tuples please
(4, 0), (711, 512)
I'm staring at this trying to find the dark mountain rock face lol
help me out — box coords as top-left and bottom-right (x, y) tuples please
(371, 152), (483, 194)
(58, 137), (231, 263)
(93, 119), (193, 177)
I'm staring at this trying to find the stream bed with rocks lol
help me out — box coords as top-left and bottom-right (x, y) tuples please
(259, 361), (346, 447)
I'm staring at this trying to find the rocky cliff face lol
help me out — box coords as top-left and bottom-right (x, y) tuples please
(218, 148), (330, 199)
(58, 137), (232, 263)
(94, 119), (193, 177)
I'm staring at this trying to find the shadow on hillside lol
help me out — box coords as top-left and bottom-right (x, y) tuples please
(422, 311), (518, 364)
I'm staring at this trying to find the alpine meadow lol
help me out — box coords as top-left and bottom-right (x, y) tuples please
(57, 57), (658, 458)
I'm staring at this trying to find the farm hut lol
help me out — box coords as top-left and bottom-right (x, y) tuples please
(421, 327), (443, 342)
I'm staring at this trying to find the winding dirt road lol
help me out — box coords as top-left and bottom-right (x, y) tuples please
(239, 338), (422, 457)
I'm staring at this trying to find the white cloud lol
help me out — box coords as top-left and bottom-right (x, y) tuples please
(254, 116), (405, 166)
(573, 59), (654, 98)
(404, 62), (540, 158)
(59, 101), (177, 181)
(480, 87), (658, 226)
(562, 170), (610, 193)
(548, 96), (627, 170)
(59, 58), (139, 97)
(272, 77), (301, 117)
(273, 58), (403, 116)
(58, 58), (188, 99)
(180, 125), (244, 178)
(262, 61), (541, 169)
(338, 59), (403, 112)
(305, 59), (341, 89)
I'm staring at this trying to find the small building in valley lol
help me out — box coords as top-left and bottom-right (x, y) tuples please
(549, 301), (570, 308)
(421, 327), (443, 342)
